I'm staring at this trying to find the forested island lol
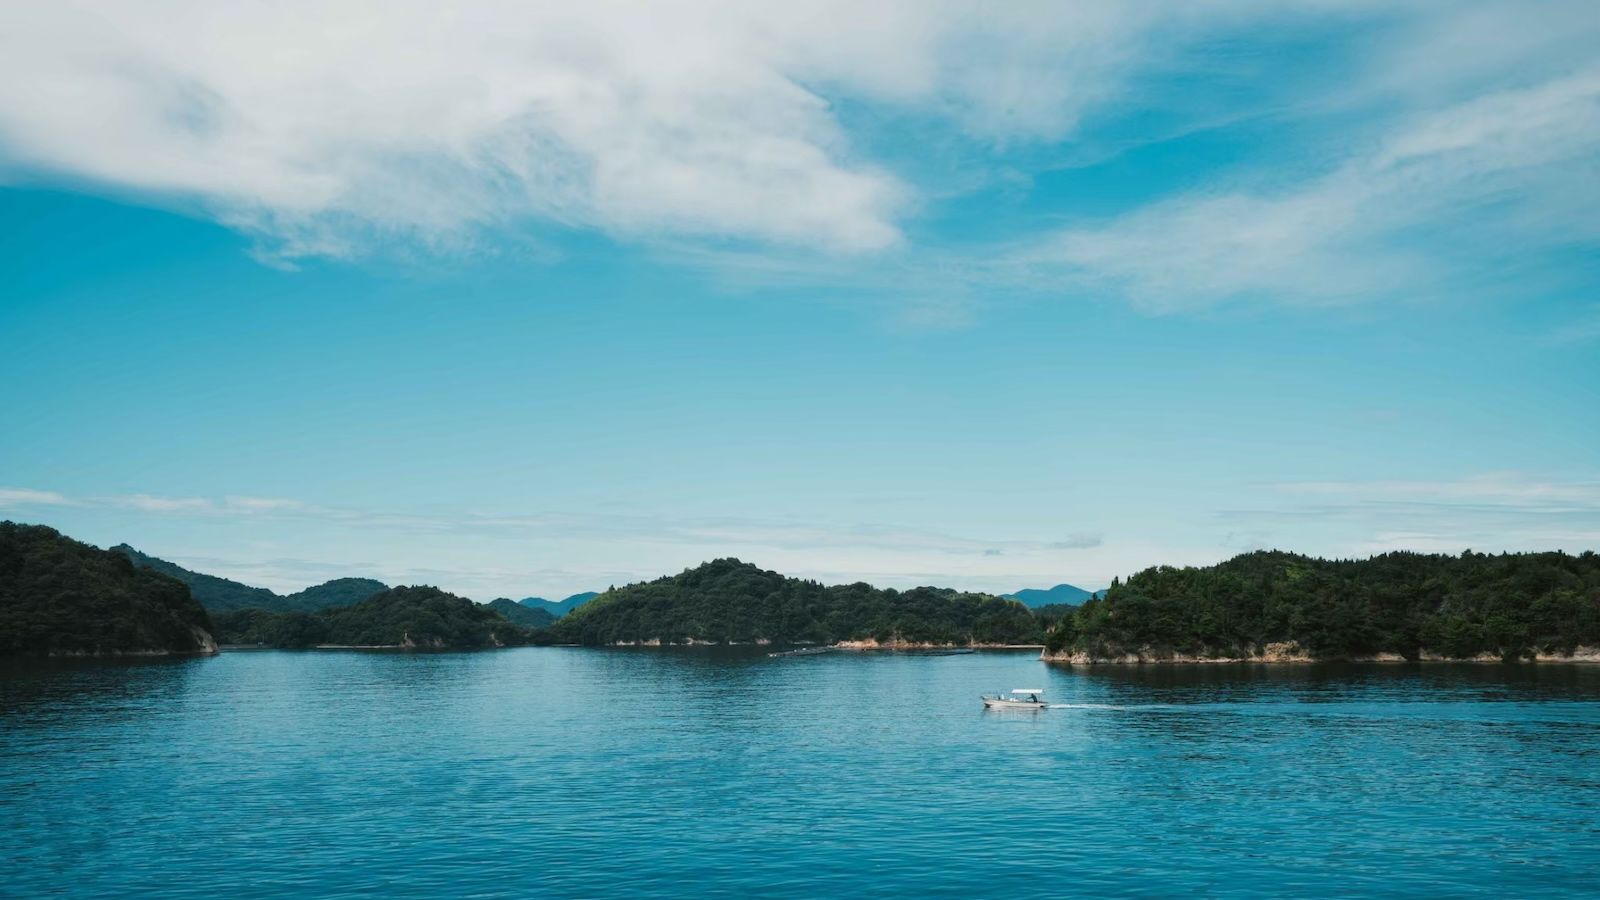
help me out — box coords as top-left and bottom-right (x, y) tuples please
(1045, 549), (1600, 663)
(1, 523), (217, 656)
(215, 586), (532, 649)
(6, 519), (1599, 661)
(544, 558), (1041, 646)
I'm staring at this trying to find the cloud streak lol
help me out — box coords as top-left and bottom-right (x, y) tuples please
(0, 488), (75, 507)
(0, 485), (1101, 563)
(0, 1), (1239, 261)
(1216, 472), (1600, 559)
(1023, 63), (1600, 311)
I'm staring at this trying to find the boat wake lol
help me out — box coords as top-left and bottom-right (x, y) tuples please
(1047, 702), (1180, 711)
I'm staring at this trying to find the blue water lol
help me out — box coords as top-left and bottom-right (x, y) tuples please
(2, 649), (1598, 897)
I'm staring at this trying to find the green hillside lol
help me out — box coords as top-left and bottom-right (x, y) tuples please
(1047, 549), (1600, 661)
(215, 586), (529, 649)
(547, 558), (1042, 646)
(2, 522), (217, 656)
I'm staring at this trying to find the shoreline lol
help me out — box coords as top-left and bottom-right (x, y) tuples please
(1041, 642), (1600, 665)
(834, 639), (1043, 651)
(605, 638), (1044, 650)
(42, 646), (219, 659)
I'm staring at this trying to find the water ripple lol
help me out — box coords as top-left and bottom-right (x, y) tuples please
(2, 651), (1598, 897)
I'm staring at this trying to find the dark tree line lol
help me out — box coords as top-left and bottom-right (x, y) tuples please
(1046, 549), (1600, 660)
(215, 586), (531, 649)
(1, 522), (216, 656)
(545, 558), (1043, 646)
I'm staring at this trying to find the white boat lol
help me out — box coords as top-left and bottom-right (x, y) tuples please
(982, 688), (1047, 709)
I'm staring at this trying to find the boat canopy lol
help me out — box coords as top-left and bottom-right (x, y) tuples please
(1011, 688), (1044, 694)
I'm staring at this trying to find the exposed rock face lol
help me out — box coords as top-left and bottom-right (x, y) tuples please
(836, 638), (1042, 650)
(1040, 641), (1314, 664)
(1545, 646), (1600, 662)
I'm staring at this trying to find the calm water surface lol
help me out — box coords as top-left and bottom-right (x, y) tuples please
(2, 649), (1598, 897)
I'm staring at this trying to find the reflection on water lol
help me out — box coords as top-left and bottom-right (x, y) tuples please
(2, 649), (1598, 898)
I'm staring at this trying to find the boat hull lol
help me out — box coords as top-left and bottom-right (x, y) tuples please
(982, 697), (1048, 709)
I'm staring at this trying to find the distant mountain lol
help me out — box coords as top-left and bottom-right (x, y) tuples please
(112, 544), (386, 613)
(214, 586), (531, 649)
(547, 559), (1042, 646)
(1004, 584), (1104, 608)
(2, 522), (217, 656)
(517, 591), (598, 618)
(112, 544), (276, 612)
(487, 598), (556, 629)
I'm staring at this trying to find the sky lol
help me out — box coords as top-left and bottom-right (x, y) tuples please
(1, 1), (1597, 600)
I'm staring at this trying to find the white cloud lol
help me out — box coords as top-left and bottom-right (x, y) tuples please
(1220, 473), (1600, 560)
(0, 1), (1235, 260)
(1, 2), (1593, 308)
(115, 494), (214, 513)
(223, 496), (307, 513)
(1352, 530), (1600, 557)
(1026, 63), (1600, 311)
(0, 488), (75, 507)
(1275, 473), (1600, 511)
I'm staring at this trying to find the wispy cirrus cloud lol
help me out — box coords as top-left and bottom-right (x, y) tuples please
(1218, 472), (1600, 558)
(0, 485), (1101, 562)
(1545, 304), (1600, 345)
(1020, 63), (1600, 312)
(222, 496), (308, 513)
(0, 489), (307, 516)
(118, 494), (214, 513)
(1275, 473), (1600, 509)
(0, 488), (76, 507)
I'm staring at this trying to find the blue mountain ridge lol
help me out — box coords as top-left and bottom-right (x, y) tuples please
(517, 591), (600, 618)
(1003, 583), (1106, 608)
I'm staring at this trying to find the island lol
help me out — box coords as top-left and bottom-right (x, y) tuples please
(215, 586), (533, 649)
(0, 522), (218, 656)
(11, 520), (1598, 661)
(543, 558), (1042, 647)
(1044, 549), (1600, 663)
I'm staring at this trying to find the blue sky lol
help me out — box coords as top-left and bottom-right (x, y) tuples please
(1, 2), (1597, 599)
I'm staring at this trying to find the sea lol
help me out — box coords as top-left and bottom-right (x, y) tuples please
(2, 648), (1597, 897)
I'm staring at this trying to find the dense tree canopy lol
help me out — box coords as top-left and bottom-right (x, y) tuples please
(214, 585), (530, 649)
(546, 558), (1043, 646)
(284, 578), (390, 611)
(1046, 549), (1600, 661)
(1, 522), (216, 656)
